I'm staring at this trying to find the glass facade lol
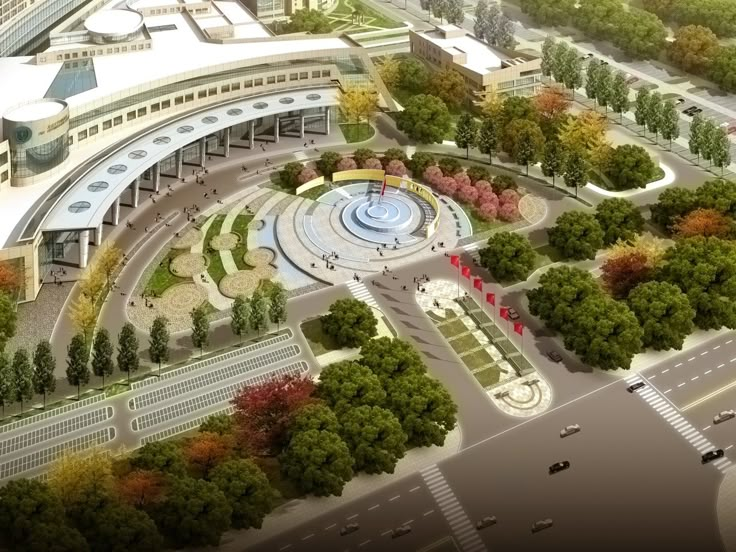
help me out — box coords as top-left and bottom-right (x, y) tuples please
(45, 59), (98, 99)
(0, 0), (88, 56)
(12, 133), (69, 178)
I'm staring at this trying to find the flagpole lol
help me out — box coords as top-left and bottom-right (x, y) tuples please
(457, 264), (460, 298)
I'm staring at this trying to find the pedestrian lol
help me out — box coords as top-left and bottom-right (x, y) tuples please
(151, 197), (156, 204)
(431, 245), (435, 252)
(144, 226), (149, 233)
(204, 192), (209, 199)
(208, 156), (211, 161)
(213, 189), (217, 195)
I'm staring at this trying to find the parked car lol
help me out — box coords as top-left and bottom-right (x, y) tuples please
(627, 381), (646, 393)
(507, 308), (520, 320)
(586, 53), (594, 58)
(675, 98), (685, 104)
(560, 424), (581, 438)
(702, 449), (725, 464)
(693, 107), (703, 114)
(549, 461), (570, 474)
(339, 523), (359, 536)
(531, 519), (554, 533)
(476, 516), (497, 530)
(714, 410), (736, 424)
(625, 76), (639, 85)
(547, 350), (563, 363)
(391, 525), (412, 539)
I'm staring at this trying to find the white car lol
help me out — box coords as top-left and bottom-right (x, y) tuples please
(714, 410), (736, 424)
(560, 424), (581, 438)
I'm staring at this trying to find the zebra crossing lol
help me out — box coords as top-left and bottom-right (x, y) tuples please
(346, 280), (378, 308)
(625, 375), (733, 473)
(293, 150), (308, 161)
(420, 465), (487, 552)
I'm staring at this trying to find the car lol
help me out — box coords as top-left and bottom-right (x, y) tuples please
(586, 53), (594, 58)
(625, 76), (639, 85)
(601, 60), (608, 65)
(507, 308), (520, 320)
(547, 350), (563, 363)
(531, 519), (554, 533)
(549, 460), (570, 474)
(694, 107), (703, 114)
(560, 424), (581, 438)
(714, 410), (736, 424)
(476, 516), (497, 530)
(627, 381), (646, 393)
(391, 525), (412, 539)
(702, 449), (725, 464)
(675, 98), (686, 104)
(683, 107), (694, 114)
(339, 523), (359, 536)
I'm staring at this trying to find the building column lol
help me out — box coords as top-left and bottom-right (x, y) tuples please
(274, 115), (280, 143)
(223, 127), (231, 158)
(152, 163), (160, 193)
(175, 149), (183, 179)
(94, 223), (103, 246)
(325, 106), (331, 135)
(111, 196), (120, 226)
(78, 230), (90, 268)
(198, 137), (206, 167)
(300, 112), (305, 138)
(249, 120), (255, 149)
(131, 177), (140, 207)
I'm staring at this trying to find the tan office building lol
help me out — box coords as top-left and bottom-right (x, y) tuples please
(409, 24), (542, 103)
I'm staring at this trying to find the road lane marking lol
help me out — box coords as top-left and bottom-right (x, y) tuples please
(325, 523), (336, 531)
(728, 340), (733, 344)
(279, 546), (292, 551)
(662, 368), (670, 374)
(705, 370), (712, 375)
(301, 534), (314, 541)
(424, 509), (435, 516)
(701, 351), (709, 356)
(689, 357), (696, 362)
(347, 514), (359, 520)
(359, 540), (371, 547)
(368, 504), (380, 511)
(704, 426), (712, 431)
(678, 383), (686, 388)
(403, 519), (414, 526)
(650, 375), (657, 379)
(682, 378), (736, 411)
(714, 345), (721, 350)
(381, 530), (392, 536)
(692, 376), (699, 381)
(728, 445), (734, 451)
(731, 358), (736, 363)
(719, 364), (725, 369)
(665, 388), (672, 394)
(409, 485), (421, 492)
(675, 363), (682, 368)
(389, 495), (400, 502)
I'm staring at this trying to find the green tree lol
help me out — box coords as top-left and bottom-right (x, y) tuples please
(383, 372), (457, 447)
(651, 187), (698, 229)
(444, 0), (464, 25)
(564, 294), (643, 370)
(200, 412), (234, 435)
(268, 283), (287, 331)
(699, 118), (719, 165)
(289, 403), (339, 437)
(561, 47), (584, 96)
(429, 68), (466, 110)
(562, 147), (588, 197)
(148, 316), (169, 375)
(541, 36), (556, 77)
(659, 236), (736, 330)
(669, 25), (720, 74)
(0, 291), (17, 352)
(249, 289), (269, 336)
(604, 144), (658, 191)
(479, 232), (536, 282)
(65, 334), (89, 401)
(316, 151), (343, 177)
(541, 139), (567, 187)
(634, 87), (650, 128)
(91, 328), (114, 390)
(689, 113), (705, 163)
(595, 198), (645, 245)
(151, 477), (232, 548)
(399, 57), (428, 92)
(454, 113), (478, 159)
(502, 119), (546, 174)
(646, 91), (663, 139)
(478, 114), (501, 164)
(339, 405), (407, 474)
(190, 305), (210, 357)
(131, 441), (188, 476)
(396, 94), (452, 144)
(551, 41), (570, 83)
(279, 161), (305, 189)
(316, 360), (386, 413)
(117, 322), (139, 385)
(585, 59), (600, 103)
(594, 63), (613, 111)
(628, 281), (695, 351)
(609, 72), (630, 122)
(353, 148), (376, 167)
(210, 458), (278, 530)
(11, 348), (32, 414)
(321, 298), (378, 348)
(0, 352), (13, 416)
(709, 45), (736, 93)
(358, 337), (426, 382)
(521, 0), (574, 26)
(695, 178), (736, 217)
(548, 211), (604, 260)
(409, 151), (436, 176)
(285, 8), (332, 33)
(230, 295), (251, 342)
(711, 128), (732, 174)
(32, 340), (55, 409)
(280, 429), (354, 496)
(659, 100), (681, 149)
(501, 96), (539, 128)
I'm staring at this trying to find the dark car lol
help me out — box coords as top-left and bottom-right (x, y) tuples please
(547, 350), (563, 363)
(531, 519), (554, 533)
(683, 106), (696, 114)
(507, 308), (520, 320)
(476, 516), (497, 530)
(391, 525), (412, 539)
(549, 461), (570, 474)
(339, 523), (359, 536)
(702, 449), (725, 464)
(627, 381), (646, 393)
(675, 98), (686, 104)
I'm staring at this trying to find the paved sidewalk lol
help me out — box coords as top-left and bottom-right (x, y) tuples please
(217, 427), (462, 551)
(718, 468), (736, 552)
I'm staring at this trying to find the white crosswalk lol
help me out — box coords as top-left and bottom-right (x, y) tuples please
(463, 242), (481, 252)
(293, 151), (308, 161)
(420, 465), (487, 552)
(346, 280), (378, 308)
(625, 375), (733, 473)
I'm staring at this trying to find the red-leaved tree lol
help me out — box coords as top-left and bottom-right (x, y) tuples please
(385, 159), (408, 176)
(453, 171), (471, 189)
(336, 157), (358, 172)
(297, 167), (319, 184)
(232, 374), (316, 456)
(117, 470), (165, 508)
(477, 202), (498, 221)
(673, 208), (733, 238)
(0, 264), (20, 295)
(498, 201), (521, 222)
(499, 188), (520, 206)
(363, 157), (383, 170)
(601, 250), (654, 299)
(185, 432), (233, 477)
(457, 184), (478, 204)
(476, 190), (499, 209)
(474, 180), (493, 195)
(436, 176), (459, 197)
(423, 165), (443, 187)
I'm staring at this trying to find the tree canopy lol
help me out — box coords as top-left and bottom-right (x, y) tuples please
(548, 211), (604, 260)
(595, 198), (645, 245)
(396, 95), (452, 144)
(628, 281), (695, 350)
(210, 459), (278, 530)
(479, 232), (536, 282)
(338, 405), (407, 474)
(316, 360), (386, 413)
(320, 298), (378, 348)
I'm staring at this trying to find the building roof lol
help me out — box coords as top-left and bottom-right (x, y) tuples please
(418, 25), (510, 76)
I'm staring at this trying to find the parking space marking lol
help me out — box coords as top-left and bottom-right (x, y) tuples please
(662, 368), (670, 374)
(368, 504), (380, 511)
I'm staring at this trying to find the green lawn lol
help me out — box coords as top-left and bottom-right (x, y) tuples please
(533, 244), (564, 270)
(588, 166), (665, 191)
(353, 30), (408, 43)
(300, 317), (340, 357)
(463, 348), (495, 371)
(463, 207), (506, 236)
(204, 215), (226, 284)
(427, 308), (458, 324)
(474, 366), (501, 387)
(449, 332), (481, 352)
(300, 184), (330, 201)
(339, 123), (375, 143)
(145, 250), (189, 296)
(329, 0), (402, 30)
(437, 318), (470, 339)
(231, 213), (254, 272)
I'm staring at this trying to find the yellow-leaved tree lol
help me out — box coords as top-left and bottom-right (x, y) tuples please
(69, 293), (97, 343)
(47, 448), (115, 507)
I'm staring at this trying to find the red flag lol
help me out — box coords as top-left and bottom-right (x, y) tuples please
(473, 278), (483, 291)
(514, 322), (524, 336)
(461, 266), (471, 279)
(380, 177), (387, 196)
(450, 255), (460, 268)
(486, 292), (495, 306)
(499, 307), (509, 320)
